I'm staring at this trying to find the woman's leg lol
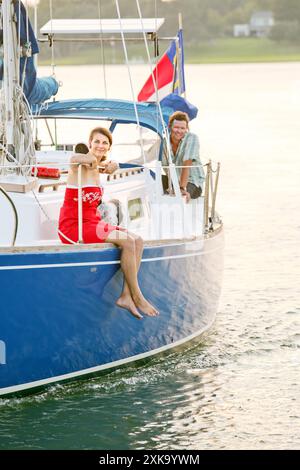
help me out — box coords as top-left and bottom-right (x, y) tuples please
(105, 230), (158, 318)
(115, 231), (143, 319)
(119, 232), (143, 302)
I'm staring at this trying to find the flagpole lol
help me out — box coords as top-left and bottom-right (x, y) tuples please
(175, 37), (180, 90)
(178, 13), (186, 98)
(178, 12), (183, 30)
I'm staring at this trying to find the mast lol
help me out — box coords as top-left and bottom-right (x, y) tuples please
(1, 0), (19, 159)
(1, 0), (36, 175)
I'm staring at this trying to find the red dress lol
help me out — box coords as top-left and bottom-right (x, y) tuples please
(58, 186), (119, 244)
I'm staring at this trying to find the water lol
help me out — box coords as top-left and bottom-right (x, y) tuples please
(1, 63), (299, 450)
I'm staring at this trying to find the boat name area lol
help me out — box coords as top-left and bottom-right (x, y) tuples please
(0, 340), (6, 365)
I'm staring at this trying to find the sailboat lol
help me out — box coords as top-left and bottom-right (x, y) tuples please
(0, 0), (224, 397)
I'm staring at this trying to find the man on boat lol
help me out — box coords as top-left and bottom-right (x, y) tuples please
(162, 111), (205, 200)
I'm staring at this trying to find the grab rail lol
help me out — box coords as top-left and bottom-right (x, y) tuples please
(204, 160), (210, 233)
(204, 160), (221, 233)
(211, 162), (220, 222)
(77, 164), (83, 244)
(157, 160), (221, 233)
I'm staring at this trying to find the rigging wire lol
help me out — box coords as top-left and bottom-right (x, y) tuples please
(97, 0), (107, 98)
(49, 0), (57, 148)
(115, 0), (146, 164)
(18, 0), (24, 89)
(154, 0), (158, 103)
(135, 0), (172, 165)
(49, 0), (56, 77)
(154, 0), (159, 154)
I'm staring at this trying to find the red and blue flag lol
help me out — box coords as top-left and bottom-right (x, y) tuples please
(137, 30), (186, 102)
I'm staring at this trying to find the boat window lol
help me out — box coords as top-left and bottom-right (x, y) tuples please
(128, 198), (144, 221)
(35, 119), (111, 150)
(34, 119), (161, 165)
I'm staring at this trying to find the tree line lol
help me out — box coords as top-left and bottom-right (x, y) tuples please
(32, 0), (300, 60)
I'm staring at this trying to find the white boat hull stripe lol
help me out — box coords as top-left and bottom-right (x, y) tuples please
(0, 247), (220, 270)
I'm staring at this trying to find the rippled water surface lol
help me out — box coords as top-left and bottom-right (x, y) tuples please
(0, 63), (299, 450)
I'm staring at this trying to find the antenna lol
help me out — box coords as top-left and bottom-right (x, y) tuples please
(178, 12), (183, 30)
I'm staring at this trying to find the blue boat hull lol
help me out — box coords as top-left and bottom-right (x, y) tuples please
(0, 231), (223, 396)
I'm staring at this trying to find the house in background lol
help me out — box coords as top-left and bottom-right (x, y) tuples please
(233, 24), (250, 37)
(249, 11), (274, 36)
(233, 11), (274, 38)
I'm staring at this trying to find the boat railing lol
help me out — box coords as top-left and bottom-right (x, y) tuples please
(0, 159), (221, 247)
(148, 160), (221, 234)
(203, 160), (221, 233)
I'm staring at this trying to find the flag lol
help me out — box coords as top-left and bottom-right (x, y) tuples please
(172, 29), (186, 96)
(137, 30), (186, 102)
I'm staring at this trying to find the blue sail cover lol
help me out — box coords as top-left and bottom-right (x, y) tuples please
(32, 99), (175, 137)
(160, 93), (198, 120)
(0, 1), (58, 105)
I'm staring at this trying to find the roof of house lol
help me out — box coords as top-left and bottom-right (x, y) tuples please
(250, 11), (274, 20)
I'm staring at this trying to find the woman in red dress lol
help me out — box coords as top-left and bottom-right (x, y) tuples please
(58, 127), (158, 320)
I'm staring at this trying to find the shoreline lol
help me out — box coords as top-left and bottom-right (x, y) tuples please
(39, 57), (300, 66)
(38, 38), (300, 66)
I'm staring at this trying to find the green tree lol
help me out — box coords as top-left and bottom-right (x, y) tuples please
(272, 0), (300, 22)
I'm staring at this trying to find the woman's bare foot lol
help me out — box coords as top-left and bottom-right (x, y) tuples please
(133, 296), (159, 317)
(116, 296), (143, 320)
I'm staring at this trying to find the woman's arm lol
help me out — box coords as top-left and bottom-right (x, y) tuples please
(99, 160), (119, 174)
(67, 153), (98, 186)
(70, 153), (97, 166)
